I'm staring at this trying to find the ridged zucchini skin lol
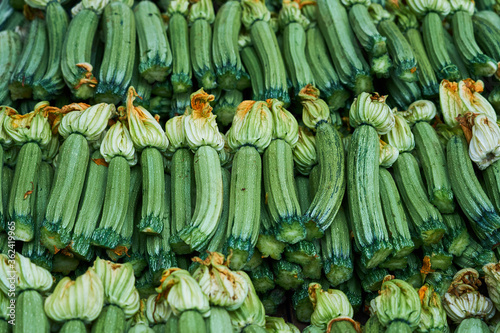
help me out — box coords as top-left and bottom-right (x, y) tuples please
(8, 142), (41, 242)
(178, 311), (206, 333)
(165, 316), (179, 333)
(243, 325), (267, 333)
(348, 4), (386, 57)
(70, 151), (108, 260)
(273, 260), (305, 290)
(447, 135), (500, 248)
(134, 1), (172, 84)
(421, 13), (460, 81)
(347, 125), (392, 269)
(423, 242), (453, 270)
(21, 162), (53, 270)
(61, 9), (99, 99)
(379, 168), (414, 258)
(212, 1), (243, 90)
(0, 148), (3, 231)
(317, 0), (373, 95)
(393, 153), (446, 245)
(2, 166), (13, 228)
(250, 263), (275, 293)
(96, 2), (136, 104)
(225, 146), (261, 270)
(304, 122), (345, 233)
(292, 282), (314, 323)
(483, 161), (500, 214)
(339, 277), (363, 313)
(138, 148), (165, 235)
(473, 15), (500, 62)
(413, 122), (454, 214)
(296, 175), (321, 241)
(206, 307), (233, 333)
(15, 290), (50, 333)
(0, 31), (21, 105)
(42, 133), (89, 252)
(240, 43), (265, 101)
(442, 30), (471, 80)
(0, 320), (9, 333)
(91, 156), (130, 249)
(60, 320), (86, 333)
(169, 13), (192, 94)
(33, 2), (69, 100)
(213, 89), (243, 127)
(284, 240), (322, 279)
(321, 207), (353, 286)
(8, 18), (48, 101)
(356, 261), (388, 292)
(264, 139), (305, 244)
(190, 19), (217, 90)
(257, 190), (285, 260)
(386, 75), (422, 110)
(441, 213), (470, 256)
(91, 305), (125, 333)
(304, 27), (349, 111)
(455, 318), (490, 333)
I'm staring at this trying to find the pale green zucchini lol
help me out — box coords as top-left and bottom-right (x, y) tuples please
(483, 160), (500, 214)
(239, 34), (265, 101)
(168, 0), (192, 94)
(441, 213), (470, 256)
(0, 31), (21, 105)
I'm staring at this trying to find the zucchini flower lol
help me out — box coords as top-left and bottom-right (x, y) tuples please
(349, 92), (395, 134)
(128, 300), (152, 333)
(241, 0), (271, 29)
(440, 80), (465, 127)
(100, 120), (136, 165)
(0, 253), (53, 294)
(188, 0), (215, 24)
(383, 112), (415, 153)
(59, 102), (115, 141)
(279, 1), (309, 30)
(482, 262), (500, 311)
(92, 258), (140, 319)
(192, 252), (249, 310)
(127, 87), (169, 152)
(4, 102), (52, 148)
(268, 99), (299, 147)
(417, 284), (449, 333)
(44, 269), (104, 324)
(167, 0), (189, 17)
(145, 294), (171, 325)
(449, 0), (474, 14)
(82, 0), (109, 15)
(469, 114), (500, 170)
(308, 283), (354, 330)
(293, 126), (317, 175)
(165, 115), (188, 153)
(374, 278), (422, 331)
(227, 100), (273, 153)
(379, 140), (399, 168)
(183, 89), (225, 151)
(265, 316), (301, 333)
(0, 106), (14, 147)
(156, 268), (210, 317)
(403, 100), (437, 125)
(443, 268), (495, 325)
(407, 0), (450, 16)
(41, 134), (60, 163)
(228, 271), (266, 330)
(458, 79), (497, 122)
(218, 134), (233, 168)
(299, 85), (331, 129)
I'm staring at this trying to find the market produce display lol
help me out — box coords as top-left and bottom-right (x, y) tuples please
(1, 0), (500, 331)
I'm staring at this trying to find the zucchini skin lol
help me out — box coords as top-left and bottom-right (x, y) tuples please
(206, 307), (233, 333)
(240, 44), (265, 101)
(305, 122), (345, 234)
(91, 156), (130, 249)
(190, 19), (217, 90)
(442, 29), (471, 80)
(33, 1), (69, 100)
(386, 75), (422, 110)
(134, 1), (172, 84)
(8, 17), (48, 101)
(0, 31), (21, 105)
(0, 148), (3, 231)
(138, 148), (165, 235)
(2, 166), (13, 228)
(60, 320), (86, 333)
(347, 125), (392, 269)
(483, 161), (500, 214)
(212, 1), (243, 90)
(92, 305), (125, 333)
(169, 13), (193, 94)
(348, 4), (387, 57)
(472, 15), (500, 63)
(61, 9), (99, 99)
(178, 311), (206, 333)
(96, 2), (136, 104)
(447, 135), (500, 248)
(42, 133), (89, 252)
(15, 290), (50, 333)
(413, 122), (454, 214)
(8, 142), (41, 242)
(441, 213), (470, 256)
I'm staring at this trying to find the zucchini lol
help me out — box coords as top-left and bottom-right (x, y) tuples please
(0, 31), (21, 105)
(292, 282), (314, 323)
(8, 17), (48, 101)
(295, 175), (320, 241)
(356, 261), (388, 292)
(189, 0), (217, 90)
(338, 277), (363, 313)
(379, 168), (415, 258)
(447, 135), (500, 248)
(442, 30), (471, 80)
(272, 260), (305, 290)
(393, 253), (423, 289)
(455, 238), (497, 274)
(241, 0), (289, 104)
(385, 74), (422, 110)
(483, 160), (500, 214)
(96, 1), (136, 104)
(284, 240), (322, 279)
(92, 305), (126, 333)
(441, 213), (470, 256)
(213, 89), (243, 128)
(250, 262), (276, 294)
(206, 307), (233, 333)
(33, 1), (69, 100)
(239, 33), (265, 101)
(16, 290), (50, 333)
(171, 92), (192, 117)
(70, 151), (108, 261)
(139, 148), (165, 235)
(134, 1), (172, 84)
(261, 289), (286, 316)
(321, 207), (353, 286)
(168, 0), (192, 94)
(473, 15), (500, 66)
(423, 242), (453, 270)
(256, 188), (286, 260)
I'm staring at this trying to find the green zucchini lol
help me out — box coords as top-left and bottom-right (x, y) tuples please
(385, 74), (422, 110)
(425, 266), (456, 296)
(338, 277), (363, 313)
(189, 0), (217, 90)
(15, 290), (50, 333)
(454, 238), (497, 274)
(356, 261), (388, 292)
(33, 1), (69, 100)
(250, 262), (276, 294)
(70, 151), (108, 261)
(272, 260), (305, 290)
(206, 307), (233, 333)
(379, 168), (414, 258)
(295, 175), (321, 241)
(178, 311), (206, 333)
(292, 282), (314, 323)
(447, 135), (500, 248)
(213, 89), (243, 128)
(317, 0), (373, 94)
(261, 289), (286, 316)
(393, 253), (423, 289)
(124, 220), (148, 276)
(91, 305), (126, 333)
(321, 207), (353, 286)
(60, 321), (86, 333)
(423, 242), (453, 270)
(473, 14), (500, 64)
(257, 189), (285, 260)
(168, 0), (192, 94)
(442, 30), (471, 80)
(8, 17), (48, 101)
(441, 213), (470, 256)
(0, 31), (21, 105)
(284, 240), (322, 279)
(96, 1), (136, 104)
(171, 92), (192, 117)
(239, 34), (265, 101)
(483, 160), (500, 214)
(2, 165), (14, 230)
(134, 1), (172, 84)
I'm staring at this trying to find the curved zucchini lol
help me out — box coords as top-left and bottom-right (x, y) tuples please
(472, 15), (500, 64)
(441, 212), (470, 256)
(0, 31), (21, 105)
(386, 75), (422, 110)
(240, 37), (265, 101)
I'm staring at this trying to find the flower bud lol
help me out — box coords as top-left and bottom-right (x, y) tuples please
(0, 253), (53, 294)
(379, 140), (399, 168)
(188, 0), (215, 23)
(440, 80), (464, 127)
(228, 271), (266, 329)
(100, 121), (136, 165)
(406, 0), (450, 16)
(267, 99), (299, 147)
(299, 85), (330, 129)
(241, 0), (271, 29)
(418, 285), (449, 333)
(165, 115), (188, 152)
(42, 134), (60, 163)
(469, 114), (500, 170)
(349, 92), (395, 134)
(145, 294), (171, 324)
(293, 126), (317, 175)
(403, 100), (437, 125)
(59, 103), (115, 141)
(383, 112), (415, 153)
(167, 0), (189, 16)
(308, 283), (353, 330)
(279, 1), (309, 29)
(483, 262), (500, 312)
(4, 102), (52, 148)
(0, 106), (14, 147)
(458, 79), (496, 122)
(449, 0), (474, 14)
